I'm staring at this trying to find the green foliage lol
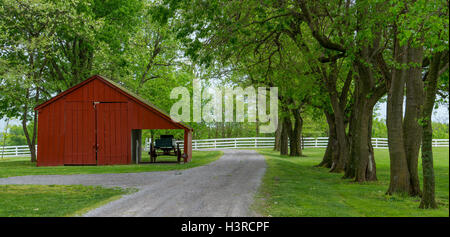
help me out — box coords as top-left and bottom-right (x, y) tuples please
(372, 118), (449, 139)
(0, 0), (147, 157)
(302, 113), (328, 137)
(372, 118), (388, 138)
(2, 125), (27, 146)
(432, 122), (449, 139)
(1, 124), (36, 146)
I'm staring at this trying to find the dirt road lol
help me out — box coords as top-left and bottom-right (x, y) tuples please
(0, 149), (266, 217)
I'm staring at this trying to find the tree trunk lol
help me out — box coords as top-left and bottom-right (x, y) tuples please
(1, 119), (10, 160)
(327, 86), (349, 173)
(30, 107), (38, 162)
(296, 111), (303, 156)
(280, 116), (290, 156)
(403, 46), (424, 196)
(386, 43), (410, 195)
(274, 118), (282, 151)
(420, 105), (438, 208)
(321, 65), (350, 173)
(23, 122), (37, 162)
(256, 105), (260, 136)
(215, 123), (219, 138)
(289, 108), (303, 156)
(22, 88), (38, 163)
(221, 121), (225, 138)
(316, 110), (337, 168)
(344, 74), (377, 182)
(419, 51), (444, 209)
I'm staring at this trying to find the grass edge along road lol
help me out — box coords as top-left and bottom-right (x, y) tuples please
(253, 148), (449, 217)
(0, 184), (133, 217)
(0, 150), (223, 178)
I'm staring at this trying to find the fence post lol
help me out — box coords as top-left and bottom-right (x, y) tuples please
(15, 146), (18, 156)
(214, 139), (216, 148)
(255, 138), (257, 148)
(315, 138), (318, 148)
(234, 138), (237, 148)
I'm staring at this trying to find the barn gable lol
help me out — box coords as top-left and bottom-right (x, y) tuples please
(35, 75), (191, 131)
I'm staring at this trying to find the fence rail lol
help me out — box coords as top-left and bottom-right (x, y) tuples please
(0, 145), (37, 158)
(150, 137), (449, 151)
(1, 138), (448, 158)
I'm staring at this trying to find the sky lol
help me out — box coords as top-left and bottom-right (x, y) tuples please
(375, 100), (449, 123)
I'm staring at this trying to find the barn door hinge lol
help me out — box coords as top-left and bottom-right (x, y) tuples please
(93, 101), (100, 108)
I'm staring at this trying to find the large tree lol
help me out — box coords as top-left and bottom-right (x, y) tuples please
(380, 0), (448, 196)
(0, 0), (144, 162)
(161, 0), (322, 156)
(0, 0), (97, 162)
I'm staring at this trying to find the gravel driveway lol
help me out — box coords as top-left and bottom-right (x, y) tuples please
(0, 149), (266, 217)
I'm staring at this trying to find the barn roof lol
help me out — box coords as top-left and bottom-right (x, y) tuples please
(34, 75), (192, 131)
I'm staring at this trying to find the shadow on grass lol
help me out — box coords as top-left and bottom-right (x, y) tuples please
(254, 148), (449, 217)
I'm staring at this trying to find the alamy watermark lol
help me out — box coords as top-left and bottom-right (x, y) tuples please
(170, 79), (278, 133)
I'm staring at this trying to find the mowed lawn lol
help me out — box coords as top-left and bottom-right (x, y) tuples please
(0, 184), (131, 217)
(0, 150), (222, 217)
(254, 147), (449, 217)
(0, 150), (223, 178)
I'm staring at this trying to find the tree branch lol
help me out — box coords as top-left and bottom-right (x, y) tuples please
(297, 0), (346, 53)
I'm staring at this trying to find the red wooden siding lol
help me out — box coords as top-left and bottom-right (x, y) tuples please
(35, 75), (192, 166)
(96, 102), (129, 165)
(63, 101), (96, 165)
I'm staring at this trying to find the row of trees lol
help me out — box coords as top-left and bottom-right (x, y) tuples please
(156, 0), (448, 208)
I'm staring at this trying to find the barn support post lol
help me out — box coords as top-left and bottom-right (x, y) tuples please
(184, 129), (192, 162)
(131, 129), (142, 164)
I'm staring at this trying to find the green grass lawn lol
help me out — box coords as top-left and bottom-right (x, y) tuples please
(254, 147), (449, 217)
(0, 184), (131, 217)
(0, 150), (223, 178)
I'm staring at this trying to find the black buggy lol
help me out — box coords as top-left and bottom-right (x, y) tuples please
(149, 135), (182, 163)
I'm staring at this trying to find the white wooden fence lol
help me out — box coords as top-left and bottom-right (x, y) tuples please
(0, 145), (37, 158)
(1, 138), (448, 158)
(148, 137), (449, 151)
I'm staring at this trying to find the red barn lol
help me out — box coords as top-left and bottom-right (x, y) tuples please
(34, 75), (192, 166)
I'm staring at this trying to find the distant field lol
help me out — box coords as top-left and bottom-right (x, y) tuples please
(254, 147), (449, 217)
(0, 150), (223, 178)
